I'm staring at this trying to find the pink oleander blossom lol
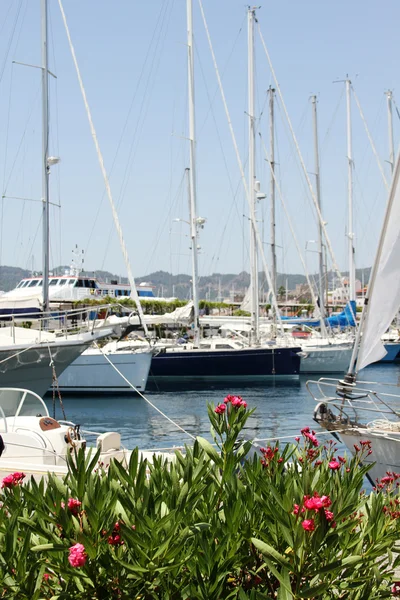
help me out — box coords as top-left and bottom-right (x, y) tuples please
(2, 472), (25, 489)
(214, 403), (226, 415)
(224, 394), (235, 404)
(301, 519), (315, 532)
(392, 582), (400, 596)
(324, 510), (334, 521)
(329, 460), (340, 470)
(68, 543), (87, 568)
(67, 498), (82, 515)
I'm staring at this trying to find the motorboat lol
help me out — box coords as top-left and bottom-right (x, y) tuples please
(0, 387), (174, 481)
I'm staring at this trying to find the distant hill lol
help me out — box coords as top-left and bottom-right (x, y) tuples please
(0, 265), (371, 300)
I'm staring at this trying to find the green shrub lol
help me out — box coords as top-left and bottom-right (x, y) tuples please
(0, 398), (399, 598)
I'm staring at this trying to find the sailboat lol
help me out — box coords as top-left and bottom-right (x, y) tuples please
(0, 0), (135, 398)
(308, 132), (400, 483)
(138, 2), (302, 387)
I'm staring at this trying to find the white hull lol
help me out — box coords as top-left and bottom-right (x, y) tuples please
(299, 344), (353, 373)
(57, 349), (152, 393)
(0, 340), (96, 398)
(338, 429), (400, 483)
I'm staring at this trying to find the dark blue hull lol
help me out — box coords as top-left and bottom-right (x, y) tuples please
(148, 346), (301, 385)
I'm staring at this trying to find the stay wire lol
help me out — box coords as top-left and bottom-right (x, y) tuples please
(94, 342), (196, 441)
(100, 0), (175, 270)
(86, 0), (173, 261)
(0, 0), (23, 88)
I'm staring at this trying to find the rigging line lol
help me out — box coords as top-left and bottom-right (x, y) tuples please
(86, 0), (172, 257)
(351, 85), (389, 191)
(256, 22), (344, 290)
(197, 0), (283, 330)
(2, 83), (41, 196)
(0, 2), (14, 37)
(274, 99), (319, 229)
(0, 0), (23, 88)
(58, 0), (149, 338)
(100, 0), (175, 270)
(259, 132), (327, 335)
(144, 168), (187, 274)
(117, 0), (175, 208)
(197, 15), (246, 138)
(22, 214), (42, 272)
(321, 86), (344, 156)
(194, 42), (246, 274)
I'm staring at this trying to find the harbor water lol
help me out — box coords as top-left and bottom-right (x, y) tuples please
(45, 363), (400, 452)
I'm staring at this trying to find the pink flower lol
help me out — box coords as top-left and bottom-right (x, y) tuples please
(239, 400), (247, 408)
(320, 495), (332, 508)
(1, 472), (25, 489)
(304, 496), (323, 511)
(43, 573), (50, 582)
(329, 460), (340, 470)
(324, 510), (334, 521)
(231, 396), (243, 407)
(301, 519), (315, 531)
(68, 543), (87, 568)
(214, 403), (226, 414)
(67, 498), (82, 515)
(392, 582), (400, 595)
(304, 432), (319, 447)
(295, 437), (300, 443)
(293, 504), (300, 515)
(224, 394), (235, 404)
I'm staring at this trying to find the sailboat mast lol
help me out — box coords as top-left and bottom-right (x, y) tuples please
(187, 0), (200, 347)
(386, 90), (395, 176)
(346, 78), (356, 302)
(268, 85), (276, 304)
(41, 0), (50, 313)
(248, 7), (259, 345)
(311, 94), (325, 322)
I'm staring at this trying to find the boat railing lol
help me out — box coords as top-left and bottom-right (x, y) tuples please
(306, 377), (400, 425)
(2, 304), (120, 342)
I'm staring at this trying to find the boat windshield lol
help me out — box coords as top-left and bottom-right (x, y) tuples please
(0, 388), (48, 419)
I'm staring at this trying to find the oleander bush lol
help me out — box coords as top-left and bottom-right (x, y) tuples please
(1, 396), (400, 599)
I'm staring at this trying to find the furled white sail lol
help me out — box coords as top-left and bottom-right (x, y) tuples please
(357, 153), (400, 370)
(240, 287), (251, 312)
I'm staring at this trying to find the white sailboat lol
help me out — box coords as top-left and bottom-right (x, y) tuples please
(0, 0), (134, 397)
(308, 131), (400, 482)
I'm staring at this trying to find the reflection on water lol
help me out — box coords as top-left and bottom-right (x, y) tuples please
(45, 364), (400, 452)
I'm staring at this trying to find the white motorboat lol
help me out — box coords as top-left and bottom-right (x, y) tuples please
(307, 120), (400, 482)
(0, 387), (174, 481)
(56, 340), (152, 394)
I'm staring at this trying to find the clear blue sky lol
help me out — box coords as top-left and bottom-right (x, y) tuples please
(0, 0), (398, 282)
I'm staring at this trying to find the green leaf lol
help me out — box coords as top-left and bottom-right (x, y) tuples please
(251, 538), (291, 568)
(31, 543), (67, 552)
(196, 436), (221, 465)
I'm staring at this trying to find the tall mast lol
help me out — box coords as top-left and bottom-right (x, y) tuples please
(187, 0), (200, 346)
(41, 0), (50, 313)
(248, 7), (259, 345)
(386, 90), (395, 176)
(346, 78), (356, 302)
(268, 85), (276, 304)
(311, 94), (325, 323)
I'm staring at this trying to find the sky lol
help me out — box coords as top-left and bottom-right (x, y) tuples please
(0, 0), (398, 283)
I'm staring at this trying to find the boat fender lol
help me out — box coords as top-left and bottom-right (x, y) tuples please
(0, 434), (4, 457)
